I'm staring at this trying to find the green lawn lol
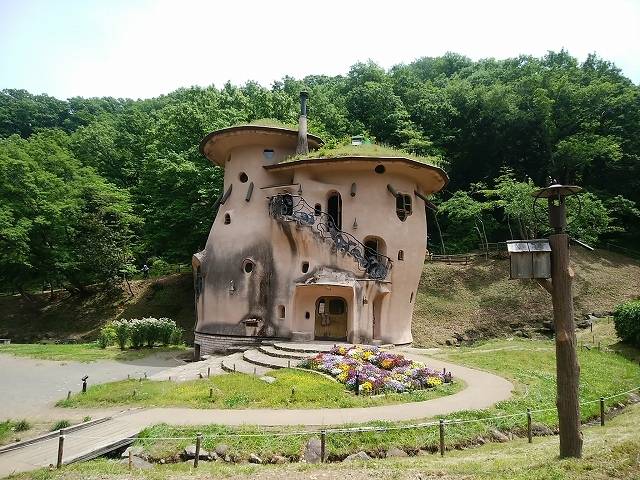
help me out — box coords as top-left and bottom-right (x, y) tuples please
(13, 400), (640, 480)
(58, 368), (462, 409)
(0, 343), (187, 362)
(121, 338), (640, 462)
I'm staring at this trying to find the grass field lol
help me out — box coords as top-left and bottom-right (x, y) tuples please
(0, 343), (187, 362)
(413, 248), (640, 346)
(12, 397), (640, 479)
(57, 368), (462, 409)
(81, 336), (638, 464)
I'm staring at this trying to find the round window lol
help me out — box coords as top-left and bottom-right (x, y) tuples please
(242, 259), (255, 274)
(239, 172), (248, 183)
(374, 164), (386, 174)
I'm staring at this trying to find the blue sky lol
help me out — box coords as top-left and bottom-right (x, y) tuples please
(1, 0), (638, 99)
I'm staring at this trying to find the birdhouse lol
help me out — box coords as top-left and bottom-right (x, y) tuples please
(506, 239), (551, 279)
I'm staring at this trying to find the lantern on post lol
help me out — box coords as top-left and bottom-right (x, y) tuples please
(529, 182), (583, 458)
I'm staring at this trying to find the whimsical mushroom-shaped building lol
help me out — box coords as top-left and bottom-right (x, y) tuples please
(193, 94), (448, 355)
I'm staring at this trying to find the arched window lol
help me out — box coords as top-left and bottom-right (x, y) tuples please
(314, 203), (322, 216)
(396, 194), (412, 221)
(224, 213), (231, 224)
(327, 192), (342, 230)
(364, 236), (387, 265)
(302, 261), (310, 273)
(398, 250), (404, 261)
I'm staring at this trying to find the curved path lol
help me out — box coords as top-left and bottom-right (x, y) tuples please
(0, 352), (512, 476)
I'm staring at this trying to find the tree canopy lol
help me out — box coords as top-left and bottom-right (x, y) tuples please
(1, 50), (639, 291)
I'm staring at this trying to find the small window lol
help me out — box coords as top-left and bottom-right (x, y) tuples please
(396, 194), (412, 221)
(410, 291), (414, 303)
(375, 165), (385, 174)
(305, 311), (310, 319)
(328, 299), (345, 315)
(278, 305), (285, 319)
(301, 261), (309, 273)
(398, 250), (404, 261)
(224, 213), (231, 224)
(239, 172), (248, 183)
(314, 203), (322, 216)
(263, 149), (274, 160)
(243, 259), (255, 274)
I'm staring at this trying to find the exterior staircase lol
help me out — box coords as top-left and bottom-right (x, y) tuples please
(219, 341), (394, 376)
(220, 341), (351, 375)
(268, 193), (392, 280)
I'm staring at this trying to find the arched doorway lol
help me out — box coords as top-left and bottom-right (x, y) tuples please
(327, 192), (342, 230)
(315, 296), (347, 340)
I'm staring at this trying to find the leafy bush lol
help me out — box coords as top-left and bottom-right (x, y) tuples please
(111, 320), (130, 350)
(170, 325), (184, 345)
(51, 420), (71, 431)
(13, 419), (31, 432)
(158, 317), (176, 345)
(98, 317), (182, 349)
(128, 319), (146, 349)
(613, 300), (640, 347)
(97, 323), (117, 349)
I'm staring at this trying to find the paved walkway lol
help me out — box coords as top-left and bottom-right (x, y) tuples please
(0, 352), (184, 420)
(0, 354), (513, 476)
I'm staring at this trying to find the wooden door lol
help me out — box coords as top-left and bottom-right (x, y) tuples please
(315, 297), (347, 340)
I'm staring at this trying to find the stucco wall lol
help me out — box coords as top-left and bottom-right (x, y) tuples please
(194, 130), (438, 352)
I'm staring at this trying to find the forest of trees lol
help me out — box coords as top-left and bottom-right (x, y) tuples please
(1, 50), (639, 293)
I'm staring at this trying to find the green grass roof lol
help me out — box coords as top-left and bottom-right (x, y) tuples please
(283, 143), (443, 167)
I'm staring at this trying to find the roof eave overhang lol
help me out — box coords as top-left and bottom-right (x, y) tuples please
(265, 156), (449, 194)
(199, 125), (324, 167)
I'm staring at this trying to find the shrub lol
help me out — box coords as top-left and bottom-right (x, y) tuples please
(51, 420), (71, 431)
(613, 299), (640, 347)
(170, 325), (184, 345)
(97, 323), (117, 349)
(158, 317), (175, 346)
(111, 320), (130, 350)
(128, 319), (146, 349)
(13, 419), (31, 432)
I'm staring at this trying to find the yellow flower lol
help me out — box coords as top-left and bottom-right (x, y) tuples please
(337, 372), (348, 382)
(427, 377), (443, 387)
(361, 381), (373, 393)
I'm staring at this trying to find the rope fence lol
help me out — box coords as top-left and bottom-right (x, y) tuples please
(52, 385), (640, 468)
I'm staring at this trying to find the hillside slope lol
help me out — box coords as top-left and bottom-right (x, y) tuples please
(1, 249), (638, 346)
(413, 248), (640, 346)
(0, 274), (195, 343)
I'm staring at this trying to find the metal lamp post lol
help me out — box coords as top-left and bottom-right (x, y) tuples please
(532, 183), (583, 459)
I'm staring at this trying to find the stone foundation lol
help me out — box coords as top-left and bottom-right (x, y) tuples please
(194, 331), (286, 356)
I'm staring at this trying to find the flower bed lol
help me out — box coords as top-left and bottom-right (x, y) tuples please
(300, 345), (451, 395)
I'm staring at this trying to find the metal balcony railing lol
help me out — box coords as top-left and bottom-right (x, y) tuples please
(268, 194), (392, 280)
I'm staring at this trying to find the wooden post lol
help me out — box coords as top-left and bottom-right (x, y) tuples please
(207, 367), (210, 378)
(600, 397), (605, 426)
(439, 420), (445, 456)
(527, 408), (532, 443)
(128, 448), (133, 470)
(67, 391), (71, 400)
(320, 430), (326, 463)
(209, 388), (213, 398)
(549, 233), (583, 458)
(56, 429), (65, 468)
(194, 432), (202, 468)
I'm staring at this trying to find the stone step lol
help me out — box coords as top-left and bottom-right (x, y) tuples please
(257, 345), (315, 360)
(221, 352), (270, 376)
(272, 342), (349, 354)
(243, 349), (305, 369)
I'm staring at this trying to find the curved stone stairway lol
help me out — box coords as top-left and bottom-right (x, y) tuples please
(220, 342), (361, 376)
